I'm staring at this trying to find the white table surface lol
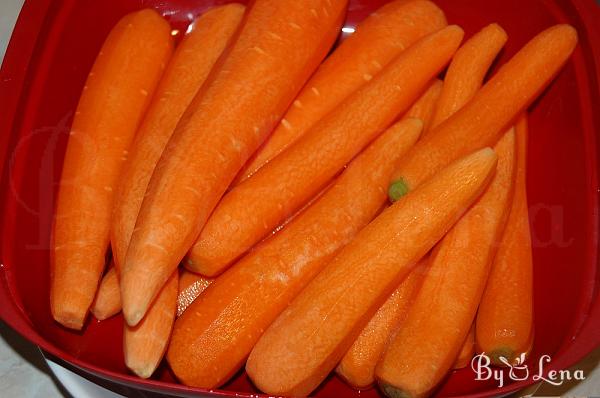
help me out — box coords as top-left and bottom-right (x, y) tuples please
(1, 1), (599, 397)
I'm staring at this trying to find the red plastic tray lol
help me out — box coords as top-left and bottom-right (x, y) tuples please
(1, 0), (599, 397)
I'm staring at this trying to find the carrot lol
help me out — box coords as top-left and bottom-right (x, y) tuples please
(336, 260), (428, 389)
(429, 23), (507, 129)
(406, 79), (443, 134)
(454, 324), (475, 369)
(375, 130), (516, 398)
(246, 148), (498, 397)
(124, 271), (177, 378)
(167, 118), (423, 389)
(177, 270), (213, 317)
(476, 114), (534, 366)
(188, 26), (465, 277)
(121, 0), (348, 327)
(388, 24), (577, 202)
(50, 9), (173, 330)
(90, 264), (121, 320)
(111, 4), (245, 271)
(332, 81), (443, 390)
(234, 0), (447, 184)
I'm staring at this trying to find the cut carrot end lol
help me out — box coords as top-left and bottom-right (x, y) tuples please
(380, 383), (413, 398)
(488, 347), (517, 366)
(388, 178), (409, 202)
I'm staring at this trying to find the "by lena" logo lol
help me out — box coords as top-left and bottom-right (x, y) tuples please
(471, 353), (585, 388)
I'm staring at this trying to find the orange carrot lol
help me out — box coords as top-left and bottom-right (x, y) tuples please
(124, 271), (177, 378)
(111, 4), (245, 271)
(177, 270), (213, 317)
(406, 79), (443, 133)
(476, 114), (534, 366)
(234, 0), (447, 183)
(246, 148), (498, 397)
(388, 24), (577, 202)
(454, 324), (475, 369)
(336, 261), (428, 389)
(167, 118), (423, 389)
(429, 23), (507, 129)
(121, 0), (348, 326)
(50, 10), (173, 330)
(188, 26), (465, 277)
(90, 264), (121, 320)
(376, 130), (516, 398)
(333, 80), (443, 390)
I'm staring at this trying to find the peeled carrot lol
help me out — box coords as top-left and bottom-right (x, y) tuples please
(121, 0), (348, 327)
(454, 324), (475, 369)
(111, 4), (245, 270)
(90, 264), (121, 320)
(429, 23), (507, 129)
(246, 148), (498, 397)
(388, 24), (577, 202)
(167, 118), (423, 389)
(406, 79), (443, 133)
(336, 261), (428, 389)
(476, 114), (533, 366)
(177, 270), (213, 317)
(124, 271), (177, 378)
(188, 26), (465, 276)
(50, 10), (173, 330)
(376, 130), (516, 398)
(234, 0), (447, 183)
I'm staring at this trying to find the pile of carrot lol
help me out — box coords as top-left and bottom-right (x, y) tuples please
(50, 0), (577, 396)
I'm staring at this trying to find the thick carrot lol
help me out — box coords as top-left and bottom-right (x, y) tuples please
(177, 270), (213, 317)
(246, 148), (498, 397)
(188, 26), (465, 276)
(121, 0), (348, 326)
(111, 4), (245, 271)
(336, 261), (428, 389)
(388, 24), (577, 202)
(476, 114), (533, 366)
(406, 79), (443, 133)
(429, 23), (507, 129)
(90, 264), (121, 320)
(234, 0), (447, 184)
(167, 118), (423, 389)
(50, 10), (173, 330)
(124, 271), (177, 378)
(454, 324), (475, 369)
(375, 131), (516, 398)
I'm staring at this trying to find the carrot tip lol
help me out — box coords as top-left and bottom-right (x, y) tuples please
(388, 178), (409, 202)
(380, 383), (412, 398)
(488, 347), (517, 366)
(125, 310), (144, 327)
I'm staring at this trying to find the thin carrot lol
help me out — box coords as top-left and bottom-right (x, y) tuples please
(388, 24), (577, 202)
(406, 79), (443, 133)
(50, 9), (173, 330)
(188, 26), (465, 277)
(336, 261), (428, 389)
(111, 4), (245, 271)
(234, 0), (447, 184)
(429, 23), (507, 129)
(167, 118), (423, 389)
(454, 324), (475, 369)
(177, 270), (213, 317)
(121, 0), (348, 326)
(246, 148), (498, 397)
(124, 271), (177, 378)
(476, 114), (534, 366)
(90, 263), (121, 320)
(376, 131), (516, 398)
